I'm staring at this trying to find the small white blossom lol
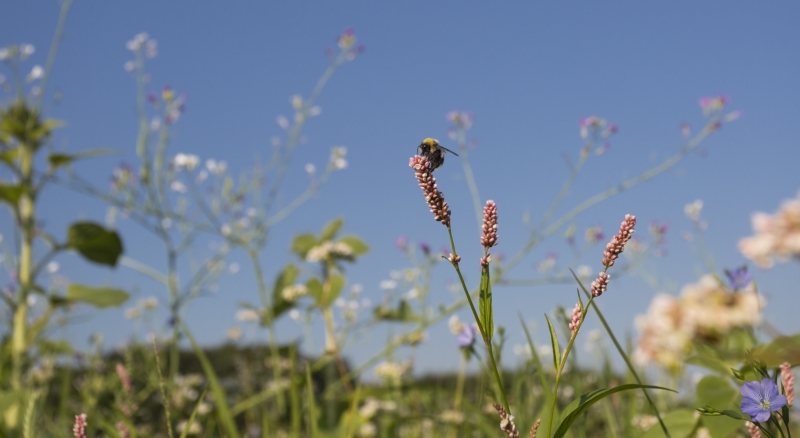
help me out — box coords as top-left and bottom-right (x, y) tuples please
(46, 261), (60, 274)
(379, 280), (397, 290)
(221, 224), (232, 236)
(226, 326), (242, 341)
(291, 95), (303, 110)
(334, 158), (348, 170)
(0, 48), (10, 60)
(235, 309), (260, 322)
(170, 181), (187, 193)
(276, 115), (289, 129)
(150, 116), (161, 131)
(174, 153), (200, 171)
(19, 44), (35, 60)
(289, 309), (300, 320)
(145, 39), (158, 58)
(124, 61), (135, 72)
(308, 106), (321, 117)
(305, 163), (316, 175)
(126, 32), (149, 51)
(684, 199), (704, 221)
(124, 307), (140, 319)
(228, 263), (240, 274)
(281, 284), (308, 301)
(161, 218), (172, 229)
(449, 315), (465, 335)
(26, 65), (43, 82)
(195, 170), (208, 183)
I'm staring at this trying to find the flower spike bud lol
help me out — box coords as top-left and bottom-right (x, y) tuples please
(602, 214), (637, 267)
(410, 155), (451, 227)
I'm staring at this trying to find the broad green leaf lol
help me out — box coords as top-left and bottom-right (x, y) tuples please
(338, 235), (369, 256)
(270, 264), (299, 319)
(752, 334), (800, 366)
(685, 354), (733, 376)
(0, 147), (18, 167)
(47, 148), (111, 170)
(553, 384), (676, 438)
(696, 375), (741, 438)
(292, 233), (318, 258)
(67, 222), (123, 267)
(325, 274), (345, 308)
(641, 409), (697, 438)
(479, 267), (493, 340)
(0, 183), (22, 206)
(545, 314), (561, 370)
(306, 278), (323, 306)
(320, 217), (344, 241)
(66, 284), (129, 308)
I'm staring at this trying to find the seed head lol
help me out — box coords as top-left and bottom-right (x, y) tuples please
(493, 403), (520, 437)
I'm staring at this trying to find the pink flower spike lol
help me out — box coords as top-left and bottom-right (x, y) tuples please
(781, 362), (795, 406)
(73, 414), (88, 438)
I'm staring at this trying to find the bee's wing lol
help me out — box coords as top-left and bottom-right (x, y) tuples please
(439, 145), (459, 156)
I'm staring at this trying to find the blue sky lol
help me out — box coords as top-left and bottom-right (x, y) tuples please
(2, 2), (799, 375)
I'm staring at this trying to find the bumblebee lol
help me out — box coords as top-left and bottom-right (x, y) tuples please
(418, 138), (458, 171)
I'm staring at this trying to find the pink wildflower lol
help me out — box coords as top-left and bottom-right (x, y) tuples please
(781, 362), (795, 406)
(410, 155), (451, 227)
(73, 414), (88, 438)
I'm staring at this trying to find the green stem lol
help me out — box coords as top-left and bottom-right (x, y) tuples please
(445, 226), (510, 414)
(546, 296), (594, 438)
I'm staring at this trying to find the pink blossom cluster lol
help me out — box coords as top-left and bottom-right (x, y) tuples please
(492, 403), (520, 438)
(481, 200), (499, 249)
(590, 272), (610, 298)
(633, 275), (763, 371)
(782, 362), (795, 407)
(568, 302), (582, 335)
(602, 214), (637, 267)
(409, 155), (451, 227)
(739, 190), (800, 269)
(73, 414), (88, 438)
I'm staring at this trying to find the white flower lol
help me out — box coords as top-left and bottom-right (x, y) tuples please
(176, 419), (202, 435)
(276, 115), (289, 129)
(141, 297), (158, 310)
(305, 241), (332, 262)
(26, 65), (43, 82)
(161, 218), (173, 229)
(0, 48), (10, 60)
(150, 116), (161, 131)
(124, 307), (140, 319)
(308, 106), (321, 117)
(357, 423), (376, 438)
(351, 284), (364, 294)
(145, 39), (158, 58)
(196, 170), (208, 183)
(19, 44), (35, 60)
(235, 309), (260, 322)
(358, 397), (380, 418)
(448, 315), (465, 335)
(379, 280), (397, 290)
(27, 294), (37, 306)
(289, 309), (300, 320)
(46, 261), (60, 274)
(334, 297), (346, 308)
(576, 265), (592, 278)
(281, 284), (308, 301)
(220, 224), (232, 236)
(126, 32), (149, 51)
(228, 263), (240, 274)
(124, 61), (135, 72)
(305, 163), (316, 175)
(404, 287), (419, 300)
(174, 153), (200, 171)
(205, 159), (227, 175)
(226, 326), (242, 341)
(291, 95), (303, 110)
(334, 158), (348, 170)
(170, 181), (187, 193)
(684, 199), (703, 221)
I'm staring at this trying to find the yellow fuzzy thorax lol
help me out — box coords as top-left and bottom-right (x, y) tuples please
(421, 138), (438, 146)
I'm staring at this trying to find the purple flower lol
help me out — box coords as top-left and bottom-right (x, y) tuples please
(740, 378), (786, 422)
(725, 266), (752, 290)
(457, 324), (477, 349)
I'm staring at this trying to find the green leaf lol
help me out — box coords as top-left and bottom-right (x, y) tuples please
(47, 148), (111, 170)
(641, 409), (697, 438)
(0, 183), (22, 206)
(479, 266), (493, 340)
(752, 334), (800, 366)
(320, 217), (344, 241)
(685, 353), (733, 376)
(696, 375), (741, 438)
(66, 284), (129, 308)
(337, 235), (369, 256)
(67, 222), (123, 267)
(519, 314), (553, 406)
(292, 233), (318, 258)
(325, 274), (345, 308)
(270, 264), (299, 319)
(553, 385), (676, 438)
(307, 278), (323, 306)
(545, 314), (561, 370)
(374, 300), (417, 322)
(0, 147), (18, 167)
